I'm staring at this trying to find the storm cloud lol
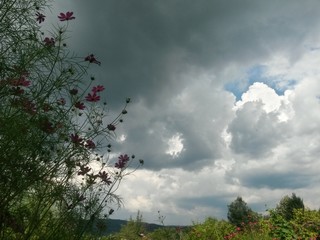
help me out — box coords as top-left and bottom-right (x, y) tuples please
(49, 0), (320, 225)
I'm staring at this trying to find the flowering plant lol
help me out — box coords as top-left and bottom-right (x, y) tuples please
(0, 1), (142, 239)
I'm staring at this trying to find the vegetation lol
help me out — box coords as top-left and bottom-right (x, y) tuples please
(113, 211), (147, 240)
(275, 193), (305, 221)
(99, 195), (320, 240)
(227, 196), (259, 227)
(0, 0), (142, 239)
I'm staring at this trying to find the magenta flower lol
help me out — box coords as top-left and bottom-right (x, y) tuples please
(78, 164), (90, 175)
(85, 140), (96, 149)
(74, 101), (85, 110)
(44, 37), (55, 46)
(98, 171), (112, 185)
(92, 85), (105, 93)
(57, 98), (66, 105)
(85, 92), (100, 102)
(9, 76), (31, 87)
(85, 54), (101, 65)
(58, 11), (75, 21)
(70, 133), (83, 145)
(107, 124), (116, 131)
(115, 154), (130, 169)
(36, 12), (45, 23)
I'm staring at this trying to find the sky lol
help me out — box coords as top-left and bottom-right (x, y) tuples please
(49, 0), (320, 225)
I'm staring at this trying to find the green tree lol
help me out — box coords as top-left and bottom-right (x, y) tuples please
(275, 193), (304, 221)
(227, 196), (258, 227)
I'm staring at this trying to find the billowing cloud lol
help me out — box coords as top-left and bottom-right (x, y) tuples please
(227, 82), (292, 157)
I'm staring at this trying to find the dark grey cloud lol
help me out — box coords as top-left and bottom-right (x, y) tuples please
(240, 171), (313, 189)
(61, 0), (320, 107)
(110, 83), (234, 171)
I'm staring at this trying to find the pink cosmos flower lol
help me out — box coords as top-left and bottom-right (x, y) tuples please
(44, 37), (55, 46)
(115, 154), (130, 169)
(36, 12), (45, 23)
(98, 171), (112, 185)
(74, 101), (85, 110)
(78, 165), (90, 175)
(9, 76), (31, 87)
(85, 54), (101, 65)
(70, 133), (83, 145)
(85, 140), (96, 149)
(57, 98), (66, 105)
(85, 92), (100, 102)
(58, 11), (75, 21)
(92, 85), (105, 93)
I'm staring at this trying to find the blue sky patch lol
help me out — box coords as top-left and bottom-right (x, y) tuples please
(224, 65), (297, 101)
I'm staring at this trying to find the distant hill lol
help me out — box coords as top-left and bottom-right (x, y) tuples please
(102, 218), (128, 234)
(87, 218), (172, 236)
(107, 218), (168, 233)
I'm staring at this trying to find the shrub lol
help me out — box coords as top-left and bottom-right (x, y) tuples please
(268, 208), (297, 240)
(188, 217), (234, 240)
(290, 208), (320, 239)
